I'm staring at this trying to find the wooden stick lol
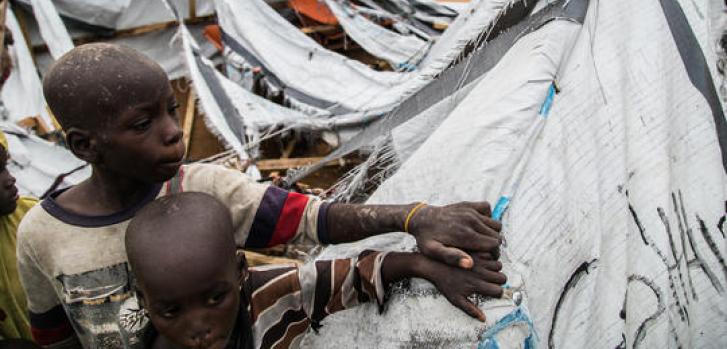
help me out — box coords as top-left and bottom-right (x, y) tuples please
(0, 0), (8, 51)
(256, 157), (357, 171)
(31, 15), (215, 55)
(182, 89), (197, 154)
(189, 0), (197, 20)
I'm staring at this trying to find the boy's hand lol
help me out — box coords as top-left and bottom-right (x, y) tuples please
(408, 202), (502, 269)
(382, 252), (506, 322)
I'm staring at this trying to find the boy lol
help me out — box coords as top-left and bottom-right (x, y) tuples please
(17, 44), (503, 348)
(125, 192), (507, 349)
(0, 131), (38, 340)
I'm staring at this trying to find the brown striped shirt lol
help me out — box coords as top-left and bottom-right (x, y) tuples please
(243, 250), (389, 349)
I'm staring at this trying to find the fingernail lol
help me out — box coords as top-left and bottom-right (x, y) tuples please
(460, 258), (473, 269)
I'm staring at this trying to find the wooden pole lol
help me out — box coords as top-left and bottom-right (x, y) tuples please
(0, 1), (8, 51)
(182, 89), (197, 155)
(189, 0), (197, 20)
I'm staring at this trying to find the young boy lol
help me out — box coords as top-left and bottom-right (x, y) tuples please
(17, 43), (503, 348)
(0, 131), (38, 340)
(125, 192), (506, 349)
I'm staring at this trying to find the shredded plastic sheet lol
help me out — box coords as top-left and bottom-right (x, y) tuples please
(15, 0), (215, 30)
(0, 4), (54, 129)
(29, 0), (74, 59)
(302, 0), (727, 347)
(1, 123), (89, 198)
(324, 0), (431, 69)
(215, 0), (410, 112)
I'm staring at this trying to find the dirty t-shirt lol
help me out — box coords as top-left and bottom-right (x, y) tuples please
(16, 164), (330, 349)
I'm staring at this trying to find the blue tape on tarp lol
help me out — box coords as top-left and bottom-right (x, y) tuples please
(477, 306), (538, 349)
(493, 196), (510, 221)
(539, 84), (556, 117)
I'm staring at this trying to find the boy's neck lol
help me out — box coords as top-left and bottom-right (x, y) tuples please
(55, 167), (158, 216)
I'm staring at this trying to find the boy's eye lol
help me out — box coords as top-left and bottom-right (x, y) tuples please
(207, 292), (227, 306)
(168, 103), (180, 115)
(158, 306), (180, 319)
(131, 118), (152, 131)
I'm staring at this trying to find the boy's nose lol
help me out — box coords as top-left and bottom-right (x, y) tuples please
(190, 327), (212, 346)
(161, 115), (183, 146)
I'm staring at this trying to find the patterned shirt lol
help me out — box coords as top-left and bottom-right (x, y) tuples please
(16, 164), (331, 349)
(143, 251), (389, 349)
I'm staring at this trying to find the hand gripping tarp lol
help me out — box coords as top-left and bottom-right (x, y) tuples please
(301, 0), (727, 347)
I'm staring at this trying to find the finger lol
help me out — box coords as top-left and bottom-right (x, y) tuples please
(471, 269), (508, 285)
(420, 240), (473, 269)
(451, 295), (485, 322)
(451, 232), (501, 252)
(473, 259), (503, 272)
(460, 201), (492, 217)
(466, 214), (502, 239)
(481, 216), (503, 232)
(473, 279), (506, 297)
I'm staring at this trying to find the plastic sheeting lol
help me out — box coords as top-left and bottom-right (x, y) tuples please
(324, 0), (430, 69)
(302, 0), (727, 347)
(0, 4), (54, 129)
(29, 0), (74, 59)
(1, 123), (89, 198)
(215, 0), (410, 112)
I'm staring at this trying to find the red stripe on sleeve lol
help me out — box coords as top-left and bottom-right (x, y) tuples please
(31, 322), (74, 346)
(268, 192), (309, 246)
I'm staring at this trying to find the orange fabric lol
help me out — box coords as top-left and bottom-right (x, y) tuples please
(203, 25), (223, 52)
(288, 0), (338, 25)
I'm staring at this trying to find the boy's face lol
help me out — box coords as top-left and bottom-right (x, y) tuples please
(0, 149), (18, 216)
(94, 76), (186, 183)
(139, 248), (242, 349)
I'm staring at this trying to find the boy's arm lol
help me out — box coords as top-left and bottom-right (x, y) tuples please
(301, 250), (506, 325)
(326, 202), (502, 269)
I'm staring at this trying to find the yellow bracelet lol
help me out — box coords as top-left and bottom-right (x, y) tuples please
(404, 202), (427, 233)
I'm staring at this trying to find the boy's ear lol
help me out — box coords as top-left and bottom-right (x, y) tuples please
(135, 288), (146, 309)
(66, 127), (100, 163)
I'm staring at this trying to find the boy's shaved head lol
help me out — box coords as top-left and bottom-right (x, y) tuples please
(126, 192), (242, 348)
(126, 192), (236, 282)
(43, 43), (167, 130)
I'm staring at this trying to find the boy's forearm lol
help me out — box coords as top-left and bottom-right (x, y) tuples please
(326, 203), (415, 243)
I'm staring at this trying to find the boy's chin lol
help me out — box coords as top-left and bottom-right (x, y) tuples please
(154, 163), (182, 182)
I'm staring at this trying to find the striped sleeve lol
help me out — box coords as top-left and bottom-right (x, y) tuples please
(178, 164), (329, 248)
(300, 250), (389, 325)
(245, 186), (330, 248)
(246, 251), (389, 349)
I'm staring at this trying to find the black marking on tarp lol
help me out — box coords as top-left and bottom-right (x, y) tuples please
(192, 52), (247, 148)
(696, 214), (727, 282)
(657, 207), (689, 323)
(626, 275), (668, 349)
(658, 0), (727, 174)
(547, 259), (597, 349)
(673, 192), (698, 300)
(220, 30), (354, 114)
(629, 201), (649, 245)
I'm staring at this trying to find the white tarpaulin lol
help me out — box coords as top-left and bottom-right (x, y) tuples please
(324, 0), (430, 69)
(0, 4), (54, 129)
(302, 0), (727, 347)
(1, 123), (89, 198)
(215, 0), (410, 113)
(29, 0), (74, 59)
